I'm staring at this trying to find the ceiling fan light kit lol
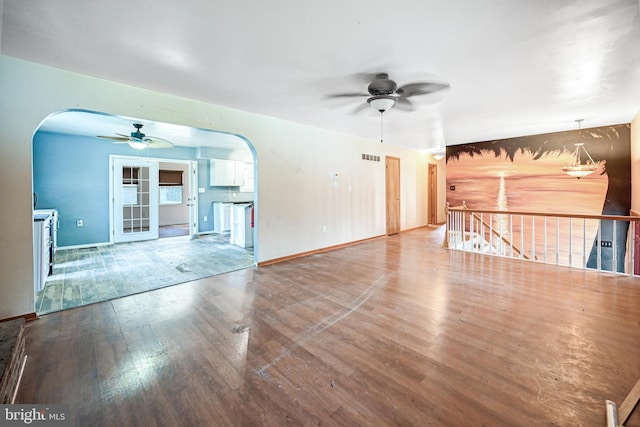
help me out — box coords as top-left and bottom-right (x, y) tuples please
(367, 96), (396, 113)
(128, 140), (149, 150)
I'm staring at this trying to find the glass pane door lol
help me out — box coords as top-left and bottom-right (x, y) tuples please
(113, 158), (159, 242)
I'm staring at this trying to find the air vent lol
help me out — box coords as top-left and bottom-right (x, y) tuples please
(362, 154), (380, 162)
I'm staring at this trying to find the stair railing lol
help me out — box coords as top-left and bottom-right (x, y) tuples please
(446, 202), (640, 276)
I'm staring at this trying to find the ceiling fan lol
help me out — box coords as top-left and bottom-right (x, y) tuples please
(328, 72), (450, 114)
(97, 123), (174, 149)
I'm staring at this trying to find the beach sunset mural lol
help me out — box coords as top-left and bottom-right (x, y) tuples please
(447, 149), (608, 215)
(445, 124), (631, 272)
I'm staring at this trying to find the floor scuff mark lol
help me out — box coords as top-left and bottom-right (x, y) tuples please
(255, 275), (388, 378)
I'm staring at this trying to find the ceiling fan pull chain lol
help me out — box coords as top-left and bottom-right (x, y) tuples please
(380, 112), (384, 143)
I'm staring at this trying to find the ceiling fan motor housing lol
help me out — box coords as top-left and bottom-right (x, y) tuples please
(131, 123), (146, 140)
(368, 73), (397, 96)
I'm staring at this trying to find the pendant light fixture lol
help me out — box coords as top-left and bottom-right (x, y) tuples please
(431, 147), (445, 161)
(561, 119), (598, 179)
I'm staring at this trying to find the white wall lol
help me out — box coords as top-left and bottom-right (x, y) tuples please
(0, 55), (433, 318)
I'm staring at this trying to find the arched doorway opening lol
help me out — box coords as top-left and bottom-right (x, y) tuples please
(32, 109), (257, 314)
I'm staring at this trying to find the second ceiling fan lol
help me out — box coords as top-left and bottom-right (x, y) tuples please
(97, 123), (174, 149)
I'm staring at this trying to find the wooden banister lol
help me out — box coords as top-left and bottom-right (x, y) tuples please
(447, 201), (532, 260)
(469, 211), (531, 260)
(447, 206), (640, 222)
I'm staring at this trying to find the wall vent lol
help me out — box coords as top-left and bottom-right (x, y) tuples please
(362, 154), (380, 162)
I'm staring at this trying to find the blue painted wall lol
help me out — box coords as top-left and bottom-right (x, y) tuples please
(33, 131), (197, 247)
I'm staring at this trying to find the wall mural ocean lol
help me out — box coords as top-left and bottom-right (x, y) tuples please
(445, 123), (631, 273)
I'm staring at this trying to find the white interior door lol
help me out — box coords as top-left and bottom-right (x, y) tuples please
(113, 157), (159, 243)
(188, 160), (199, 239)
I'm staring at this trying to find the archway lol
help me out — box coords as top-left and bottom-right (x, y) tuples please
(32, 109), (258, 314)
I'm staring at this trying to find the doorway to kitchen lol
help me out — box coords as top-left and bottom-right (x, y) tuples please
(111, 157), (198, 243)
(32, 109), (258, 315)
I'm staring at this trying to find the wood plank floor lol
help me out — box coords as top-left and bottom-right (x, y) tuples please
(16, 226), (640, 426)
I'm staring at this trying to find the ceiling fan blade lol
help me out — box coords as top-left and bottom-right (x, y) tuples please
(396, 82), (450, 98)
(96, 135), (130, 141)
(395, 97), (414, 111)
(351, 102), (371, 115)
(326, 92), (369, 99)
(145, 137), (174, 149)
(352, 71), (391, 85)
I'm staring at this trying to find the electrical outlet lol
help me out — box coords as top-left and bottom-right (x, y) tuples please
(322, 225), (327, 232)
(76, 219), (83, 227)
(204, 216), (208, 222)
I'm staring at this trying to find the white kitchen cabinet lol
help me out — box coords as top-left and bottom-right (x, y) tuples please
(210, 159), (245, 186)
(230, 203), (253, 248)
(213, 202), (232, 234)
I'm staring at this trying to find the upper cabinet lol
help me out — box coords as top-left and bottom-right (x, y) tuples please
(210, 159), (245, 186)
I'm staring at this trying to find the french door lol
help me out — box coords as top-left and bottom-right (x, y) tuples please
(113, 157), (159, 242)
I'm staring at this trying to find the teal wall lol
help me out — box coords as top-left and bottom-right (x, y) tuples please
(34, 131), (200, 247)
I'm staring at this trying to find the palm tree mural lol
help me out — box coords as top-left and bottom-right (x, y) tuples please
(446, 124), (631, 273)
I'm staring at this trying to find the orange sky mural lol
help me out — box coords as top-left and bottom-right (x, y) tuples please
(445, 123), (631, 273)
(447, 149), (608, 215)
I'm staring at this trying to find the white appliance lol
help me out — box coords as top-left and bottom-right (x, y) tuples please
(230, 203), (254, 248)
(33, 209), (57, 293)
(213, 202), (232, 234)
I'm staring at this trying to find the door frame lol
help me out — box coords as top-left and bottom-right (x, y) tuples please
(385, 156), (401, 235)
(428, 163), (438, 225)
(112, 156), (159, 243)
(109, 155), (198, 243)
(188, 160), (199, 239)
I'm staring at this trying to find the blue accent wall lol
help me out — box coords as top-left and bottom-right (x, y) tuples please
(33, 131), (196, 247)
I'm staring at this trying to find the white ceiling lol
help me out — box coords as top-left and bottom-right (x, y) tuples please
(2, 0), (640, 151)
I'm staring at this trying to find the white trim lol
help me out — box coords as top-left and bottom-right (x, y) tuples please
(112, 157), (159, 243)
(189, 160), (199, 239)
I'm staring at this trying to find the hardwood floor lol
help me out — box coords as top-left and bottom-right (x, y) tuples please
(16, 226), (640, 426)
